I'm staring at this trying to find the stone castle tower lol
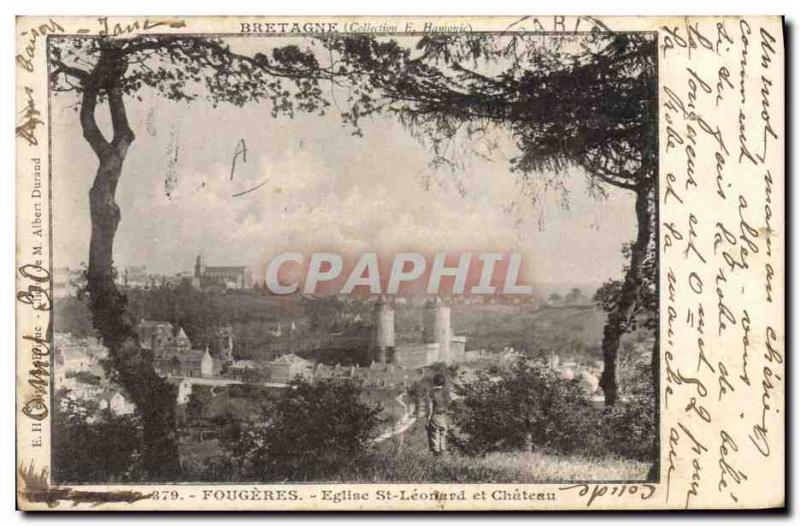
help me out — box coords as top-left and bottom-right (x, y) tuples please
(423, 297), (451, 364)
(373, 295), (396, 364)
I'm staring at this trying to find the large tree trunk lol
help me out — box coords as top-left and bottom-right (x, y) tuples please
(599, 181), (657, 405)
(80, 47), (181, 480)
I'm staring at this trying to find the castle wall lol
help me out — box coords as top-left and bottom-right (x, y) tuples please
(450, 335), (466, 363)
(373, 347), (386, 364)
(394, 342), (439, 370)
(385, 347), (397, 365)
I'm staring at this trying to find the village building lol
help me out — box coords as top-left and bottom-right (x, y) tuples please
(138, 320), (225, 378)
(54, 333), (137, 419)
(168, 376), (244, 404)
(154, 347), (221, 378)
(226, 359), (266, 382)
(99, 390), (136, 416)
(268, 353), (314, 383)
(54, 333), (106, 384)
(119, 265), (150, 289)
(52, 266), (85, 298)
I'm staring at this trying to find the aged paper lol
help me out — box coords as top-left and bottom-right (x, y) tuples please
(15, 15), (784, 511)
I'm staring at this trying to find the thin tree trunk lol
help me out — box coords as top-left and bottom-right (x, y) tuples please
(80, 47), (181, 480)
(599, 181), (657, 406)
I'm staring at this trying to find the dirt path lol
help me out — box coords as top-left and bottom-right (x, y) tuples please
(372, 392), (417, 443)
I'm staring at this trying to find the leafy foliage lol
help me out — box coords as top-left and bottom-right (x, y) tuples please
(52, 389), (144, 483)
(321, 32), (658, 200)
(185, 386), (212, 423)
(50, 36), (329, 112)
(451, 356), (656, 465)
(594, 242), (658, 333)
(451, 359), (597, 456)
(50, 31), (656, 194)
(598, 348), (657, 461)
(216, 378), (381, 481)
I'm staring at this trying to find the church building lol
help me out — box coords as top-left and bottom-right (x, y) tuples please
(192, 254), (252, 289)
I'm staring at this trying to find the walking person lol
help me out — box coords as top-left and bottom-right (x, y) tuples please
(426, 374), (449, 456)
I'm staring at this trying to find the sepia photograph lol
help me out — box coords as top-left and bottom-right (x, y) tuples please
(45, 29), (658, 486)
(13, 13), (785, 512)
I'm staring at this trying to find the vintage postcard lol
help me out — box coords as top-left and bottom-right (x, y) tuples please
(15, 15), (784, 511)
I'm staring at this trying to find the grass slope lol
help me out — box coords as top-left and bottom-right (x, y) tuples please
(336, 420), (650, 483)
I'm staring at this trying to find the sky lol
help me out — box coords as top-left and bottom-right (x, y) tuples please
(50, 36), (637, 290)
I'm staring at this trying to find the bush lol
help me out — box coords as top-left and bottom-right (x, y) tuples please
(597, 395), (656, 461)
(185, 386), (212, 422)
(451, 359), (598, 456)
(451, 355), (657, 466)
(597, 352), (657, 461)
(216, 377), (381, 481)
(52, 390), (144, 483)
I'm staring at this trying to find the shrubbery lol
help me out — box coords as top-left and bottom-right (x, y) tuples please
(214, 377), (381, 481)
(597, 395), (656, 461)
(52, 390), (144, 483)
(598, 351), (657, 461)
(450, 356), (656, 464)
(450, 359), (596, 455)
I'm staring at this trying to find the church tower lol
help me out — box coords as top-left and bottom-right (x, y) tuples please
(194, 253), (206, 279)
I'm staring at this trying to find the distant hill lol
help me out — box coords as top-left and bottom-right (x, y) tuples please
(450, 303), (607, 359)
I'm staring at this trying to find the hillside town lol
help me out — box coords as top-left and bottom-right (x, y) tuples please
(53, 254), (252, 299)
(55, 292), (624, 431)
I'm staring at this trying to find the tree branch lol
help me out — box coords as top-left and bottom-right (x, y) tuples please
(580, 156), (638, 191)
(108, 84), (135, 153)
(125, 37), (337, 82)
(50, 59), (90, 84)
(79, 84), (110, 158)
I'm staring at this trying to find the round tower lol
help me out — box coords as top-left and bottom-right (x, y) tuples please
(423, 297), (451, 364)
(374, 295), (396, 364)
